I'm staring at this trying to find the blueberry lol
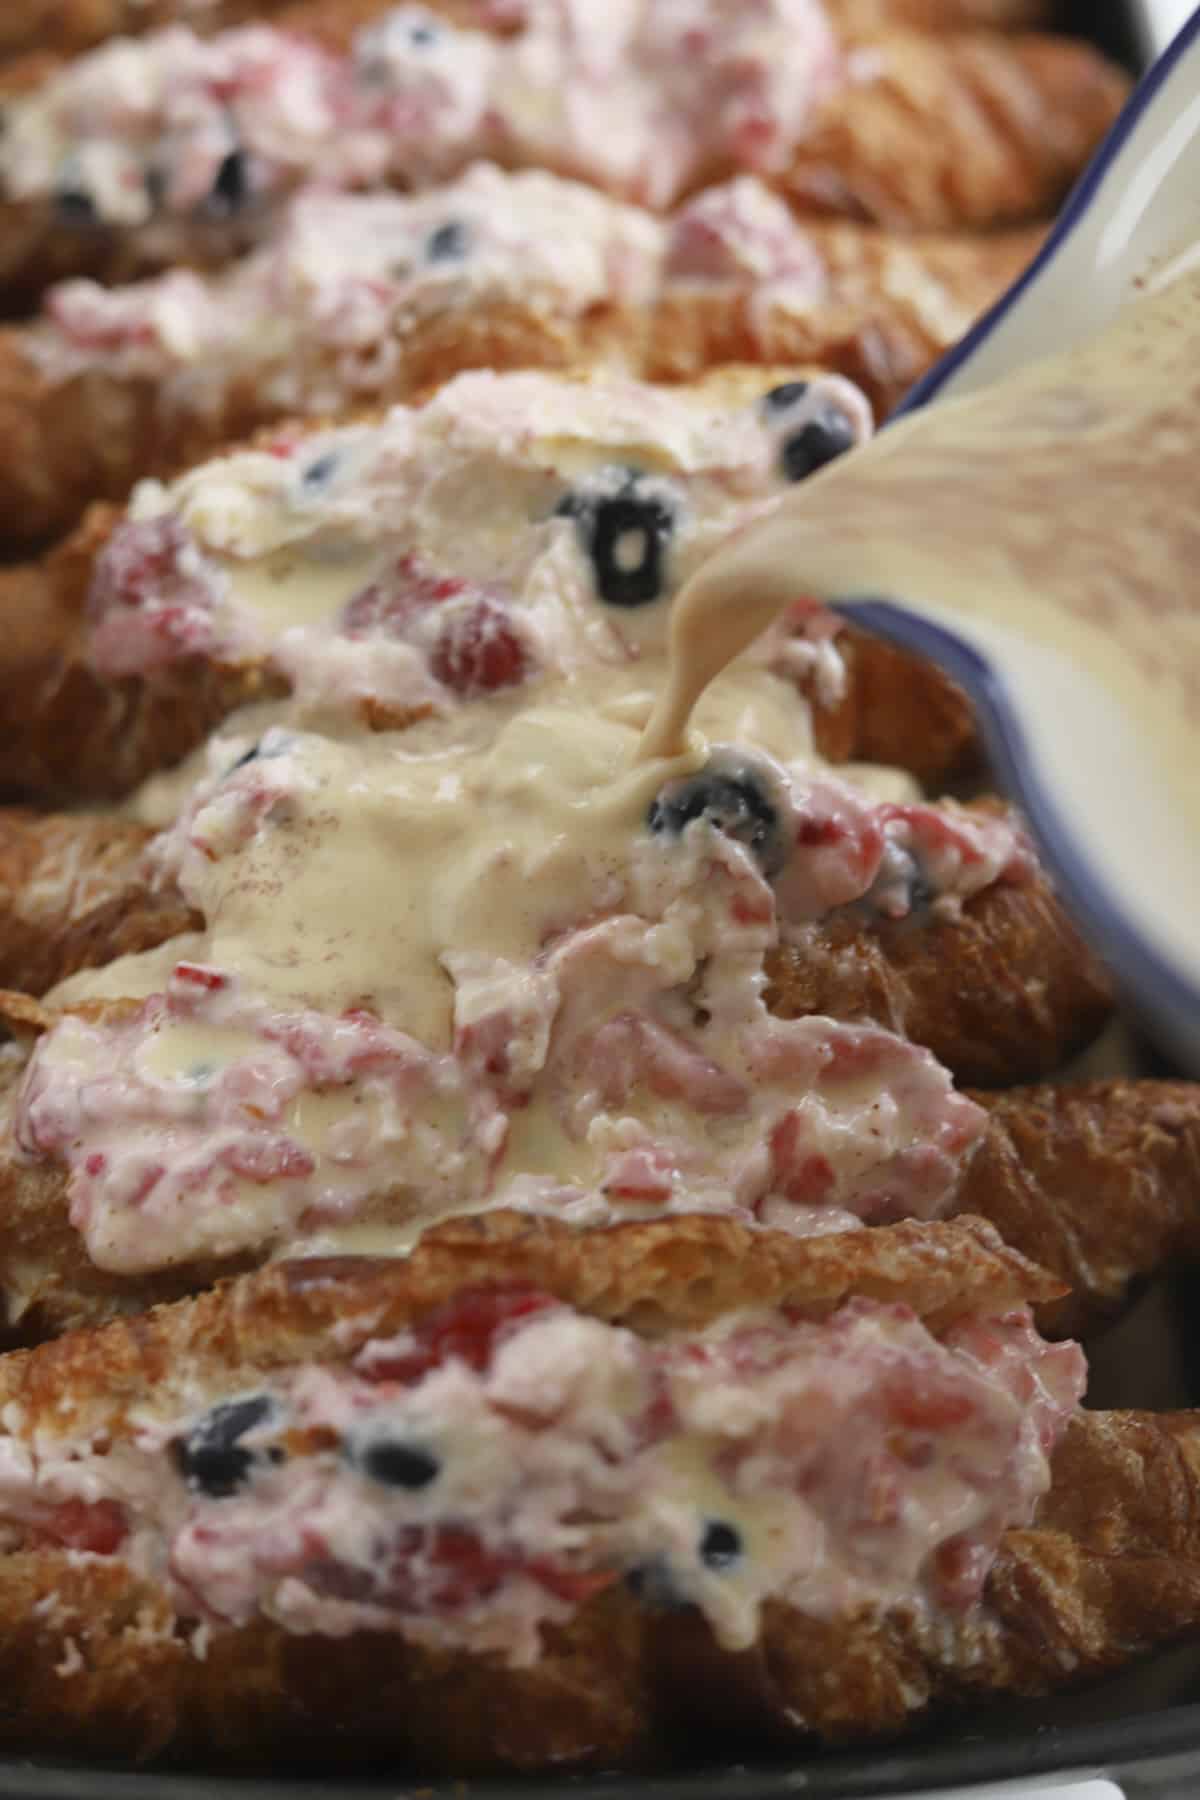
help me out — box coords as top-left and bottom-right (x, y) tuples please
(763, 380), (810, 413)
(648, 760), (786, 876)
(208, 147), (247, 217)
(558, 471), (675, 608)
(699, 1519), (742, 1571)
(144, 162), (167, 211)
(780, 406), (857, 483)
(300, 451), (340, 493)
(170, 1394), (277, 1498)
(54, 187), (96, 225)
(358, 1440), (441, 1490)
(626, 1555), (687, 1610)
(426, 220), (469, 262)
(903, 856), (938, 915)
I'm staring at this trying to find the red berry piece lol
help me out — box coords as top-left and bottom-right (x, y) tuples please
(362, 1285), (559, 1385)
(87, 517), (218, 676)
(768, 1111), (835, 1205)
(34, 1497), (127, 1556)
(340, 555), (467, 639)
(882, 1368), (976, 1433)
(430, 596), (530, 696)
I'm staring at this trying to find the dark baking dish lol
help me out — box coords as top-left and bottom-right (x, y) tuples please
(0, 7), (1189, 1797)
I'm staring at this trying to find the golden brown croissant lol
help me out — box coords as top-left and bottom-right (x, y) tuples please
(0, 988), (1151, 1340)
(0, 1211), (1187, 1774)
(0, 0), (1068, 72)
(427, 0), (1063, 34)
(645, 221), (1042, 419)
(0, 18), (1125, 313)
(0, 809), (199, 998)
(766, 869), (1114, 1086)
(0, 513), (282, 807)
(833, 0), (1055, 26)
(0, 0), (389, 66)
(0, 210), (1041, 554)
(813, 620), (981, 786)
(959, 1080), (1200, 1338)
(784, 30), (1128, 231)
(0, 0), (1059, 68)
(0, 364), (982, 805)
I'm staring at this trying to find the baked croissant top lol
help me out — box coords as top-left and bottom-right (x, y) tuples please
(0, 1211), (1082, 1664)
(0, 0), (1190, 1786)
(0, 0), (1126, 312)
(5, 367), (1054, 1289)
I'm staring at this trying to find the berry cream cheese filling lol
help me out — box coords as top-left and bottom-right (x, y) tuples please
(33, 164), (669, 409)
(85, 368), (872, 716)
(1, 0), (841, 225)
(0, 1290), (1085, 1664)
(1, 26), (364, 228)
(22, 691), (1016, 1272)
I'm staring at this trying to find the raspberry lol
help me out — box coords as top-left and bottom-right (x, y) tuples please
(768, 1112), (835, 1205)
(430, 597), (530, 696)
(340, 556), (467, 639)
(363, 1285), (559, 1384)
(34, 1498), (127, 1556)
(382, 1526), (616, 1612)
(87, 517), (217, 677)
(883, 1371), (976, 1433)
(341, 559), (530, 697)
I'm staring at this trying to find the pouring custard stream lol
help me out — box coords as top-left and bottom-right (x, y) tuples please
(642, 265), (1200, 987)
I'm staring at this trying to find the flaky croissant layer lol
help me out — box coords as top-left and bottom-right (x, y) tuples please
(0, 1216), (1191, 1774)
(0, 1213), (1109, 1770)
(0, 6), (1125, 314)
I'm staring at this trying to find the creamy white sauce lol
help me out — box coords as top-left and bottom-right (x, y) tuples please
(20, 372), (1021, 1274)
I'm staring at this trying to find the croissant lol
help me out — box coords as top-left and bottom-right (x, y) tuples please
(17, 1029), (1200, 1343)
(0, 809), (198, 999)
(0, 364), (988, 804)
(0, 1211), (1186, 1774)
(0, 787), (1107, 1069)
(0, 0), (388, 67)
(0, 11), (1124, 312)
(645, 216), (1042, 416)
(0, 0), (1059, 68)
(0, 779), (1126, 1344)
(0, 169), (1042, 552)
(0, 511), (280, 807)
(782, 30), (1128, 231)
(957, 1080), (1200, 1337)
(765, 872), (1114, 1086)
